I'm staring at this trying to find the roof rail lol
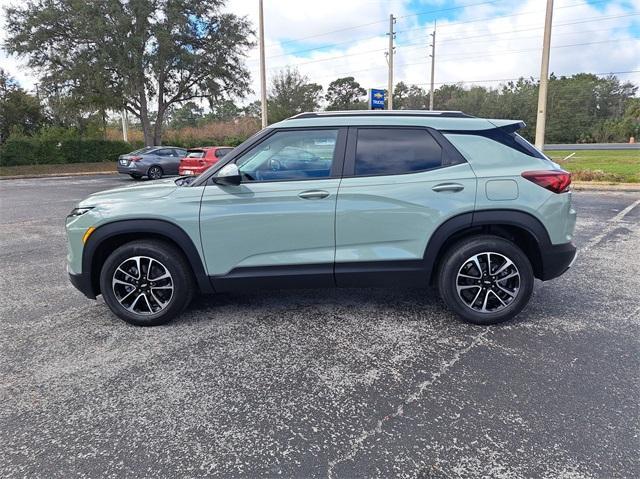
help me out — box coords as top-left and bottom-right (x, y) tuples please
(288, 110), (474, 120)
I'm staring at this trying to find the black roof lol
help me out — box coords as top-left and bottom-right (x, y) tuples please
(289, 110), (474, 119)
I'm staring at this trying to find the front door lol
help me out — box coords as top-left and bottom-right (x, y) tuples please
(199, 127), (346, 290)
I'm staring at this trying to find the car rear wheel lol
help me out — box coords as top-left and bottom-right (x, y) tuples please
(99, 240), (194, 326)
(147, 166), (163, 180)
(438, 235), (534, 325)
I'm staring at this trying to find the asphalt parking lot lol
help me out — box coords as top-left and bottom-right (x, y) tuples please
(1, 175), (639, 478)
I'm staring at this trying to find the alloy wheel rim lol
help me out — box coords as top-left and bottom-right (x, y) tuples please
(112, 256), (174, 315)
(149, 167), (161, 179)
(455, 252), (520, 313)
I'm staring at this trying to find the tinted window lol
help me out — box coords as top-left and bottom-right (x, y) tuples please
(236, 129), (338, 181)
(355, 128), (443, 176)
(215, 148), (233, 158)
(155, 149), (173, 157)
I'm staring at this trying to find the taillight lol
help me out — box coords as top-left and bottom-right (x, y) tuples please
(522, 170), (571, 193)
(129, 156), (142, 162)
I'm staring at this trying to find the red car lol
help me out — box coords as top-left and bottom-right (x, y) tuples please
(178, 146), (234, 176)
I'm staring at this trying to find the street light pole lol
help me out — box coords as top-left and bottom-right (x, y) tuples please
(259, 0), (268, 128)
(534, 0), (554, 150)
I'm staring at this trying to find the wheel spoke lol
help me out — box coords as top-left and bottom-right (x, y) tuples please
(458, 272), (481, 280)
(496, 272), (519, 282)
(494, 258), (514, 276)
(496, 283), (517, 297)
(491, 290), (507, 307)
(481, 289), (490, 312)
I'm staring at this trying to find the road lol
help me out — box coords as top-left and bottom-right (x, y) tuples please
(1, 175), (639, 478)
(543, 143), (640, 150)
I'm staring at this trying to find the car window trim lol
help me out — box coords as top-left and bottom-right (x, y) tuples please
(205, 126), (348, 185)
(342, 125), (467, 179)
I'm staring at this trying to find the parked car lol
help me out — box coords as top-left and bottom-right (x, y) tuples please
(117, 146), (187, 180)
(178, 146), (234, 176)
(67, 110), (577, 327)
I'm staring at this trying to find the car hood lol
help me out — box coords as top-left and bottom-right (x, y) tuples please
(78, 178), (178, 207)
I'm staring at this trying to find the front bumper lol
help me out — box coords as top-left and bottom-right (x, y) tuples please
(69, 271), (97, 299)
(539, 242), (577, 280)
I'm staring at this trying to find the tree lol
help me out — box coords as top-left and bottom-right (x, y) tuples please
(268, 69), (323, 123)
(393, 82), (429, 110)
(169, 102), (204, 128)
(0, 69), (45, 142)
(325, 76), (366, 110)
(4, 0), (254, 145)
(207, 99), (242, 122)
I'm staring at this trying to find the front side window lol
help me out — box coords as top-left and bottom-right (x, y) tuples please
(236, 129), (338, 182)
(355, 128), (443, 176)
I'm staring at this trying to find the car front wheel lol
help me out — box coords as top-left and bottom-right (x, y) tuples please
(438, 235), (534, 325)
(99, 240), (194, 326)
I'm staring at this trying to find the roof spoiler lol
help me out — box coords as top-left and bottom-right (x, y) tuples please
(488, 119), (526, 133)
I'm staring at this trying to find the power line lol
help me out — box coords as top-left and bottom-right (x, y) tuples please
(305, 38), (639, 82)
(395, 0), (622, 35)
(265, 0), (508, 48)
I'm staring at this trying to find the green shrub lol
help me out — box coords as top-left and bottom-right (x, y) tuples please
(0, 137), (141, 166)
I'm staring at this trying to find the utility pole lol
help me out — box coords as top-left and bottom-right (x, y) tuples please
(387, 14), (396, 110)
(535, 0), (554, 150)
(258, 0), (268, 128)
(121, 109), (128, 142)
(429, 23), (436, 111)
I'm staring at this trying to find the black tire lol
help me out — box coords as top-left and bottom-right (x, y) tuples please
(147, 165), (163, 180)
(438, 235), (534, 325)
(99, 240), (194, 326)
(129, 173), (142, 180)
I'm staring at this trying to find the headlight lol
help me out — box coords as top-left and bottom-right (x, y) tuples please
(67, 207), (94, 218)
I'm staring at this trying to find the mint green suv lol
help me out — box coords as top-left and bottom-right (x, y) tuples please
(66, 111), (577, 326)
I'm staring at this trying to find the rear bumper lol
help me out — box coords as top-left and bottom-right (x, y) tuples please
(539, 242), (577, 281)
(178, 166), (207, 176)
(117, 163), (145, 175)
(69, 272), (96, 299)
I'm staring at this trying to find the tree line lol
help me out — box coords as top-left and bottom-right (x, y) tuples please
(1, 0), (638, 146)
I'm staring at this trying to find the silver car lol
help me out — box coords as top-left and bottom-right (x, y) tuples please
(117, 146), (188, 180)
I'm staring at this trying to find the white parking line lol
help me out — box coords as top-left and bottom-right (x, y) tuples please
(582, 198), (640, 252)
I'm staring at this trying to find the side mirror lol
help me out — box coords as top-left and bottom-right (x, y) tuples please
(213, 163), (242, 186)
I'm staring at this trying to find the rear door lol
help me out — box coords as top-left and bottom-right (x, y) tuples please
(335, 126), (477, 286)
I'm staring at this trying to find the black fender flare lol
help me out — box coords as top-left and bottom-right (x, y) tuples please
(82, 219), (213, 296)
(423, 209), (553, 280)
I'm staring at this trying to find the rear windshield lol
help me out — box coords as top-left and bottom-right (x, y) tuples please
(186, 150), (205, 158)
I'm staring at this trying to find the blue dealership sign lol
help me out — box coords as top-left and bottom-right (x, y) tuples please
(369, 89), (386, 109)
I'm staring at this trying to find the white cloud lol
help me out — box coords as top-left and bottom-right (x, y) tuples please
(1, 0), (638, 102)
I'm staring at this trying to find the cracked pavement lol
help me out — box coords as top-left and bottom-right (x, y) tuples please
(1, 175), (639, 478)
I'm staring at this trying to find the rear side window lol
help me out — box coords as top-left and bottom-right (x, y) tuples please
(355, 128), (443, 176)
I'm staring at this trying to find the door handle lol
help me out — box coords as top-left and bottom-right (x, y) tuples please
(432, 183), (464, 193)
(298, 190), (330, 200)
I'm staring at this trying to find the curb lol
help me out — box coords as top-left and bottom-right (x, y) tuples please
(572, 181), (640, 192)
(0, 171), (116, 180)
